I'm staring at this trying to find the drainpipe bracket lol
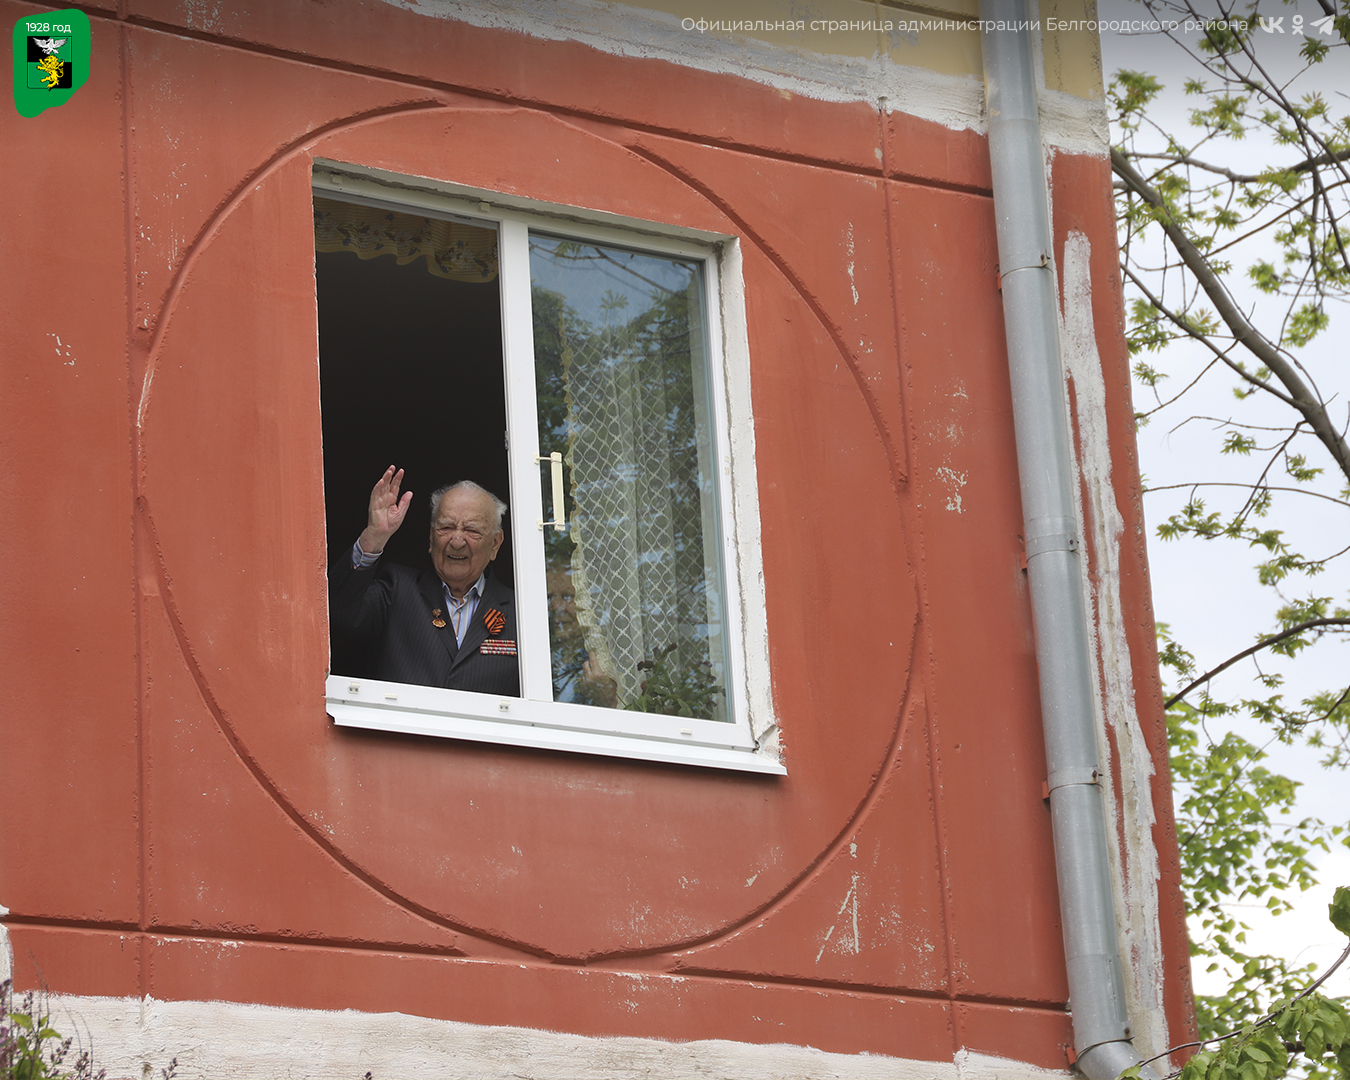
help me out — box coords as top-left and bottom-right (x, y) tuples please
(997, 251), (1052, 276)
(1025, 532), (1079, 560)
(1046, 766), (1100, 792)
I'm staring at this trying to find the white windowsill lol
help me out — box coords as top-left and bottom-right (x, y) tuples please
(326, 675), (787, 775)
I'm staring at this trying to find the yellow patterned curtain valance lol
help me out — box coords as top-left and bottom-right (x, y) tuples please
(314, 196), (499, 283)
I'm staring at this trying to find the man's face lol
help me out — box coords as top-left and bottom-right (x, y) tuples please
(429, 488), (503, 598)
(547, 568), (580, 636)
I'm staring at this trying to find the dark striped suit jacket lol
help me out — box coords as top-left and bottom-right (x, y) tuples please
(328, 558), (520, 696)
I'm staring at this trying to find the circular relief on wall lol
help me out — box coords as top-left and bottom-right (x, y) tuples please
(141, 104), (920, 959)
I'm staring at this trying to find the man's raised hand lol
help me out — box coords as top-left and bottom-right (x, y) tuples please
(359, 465), (414, 555)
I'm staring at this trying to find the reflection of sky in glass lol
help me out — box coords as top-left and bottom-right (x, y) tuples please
(529, 237), (695, 327)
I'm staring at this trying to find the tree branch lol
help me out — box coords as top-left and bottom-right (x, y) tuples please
(1200, 180), (1350, 264)
(1113, 146), (1350, 486)
(1142, 481), (1350, 510)
(1165, 618), (1350, 709)
(1118, 261), (1295, 406)
(1128, 147), (1350, 185)
(1137, 358), (1221, 418)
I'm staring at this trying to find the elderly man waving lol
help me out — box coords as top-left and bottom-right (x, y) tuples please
(329, 466), (519, 696)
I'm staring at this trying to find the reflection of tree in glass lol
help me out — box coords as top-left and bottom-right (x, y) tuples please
(531, 239), (720, 716)
(628, 642), (725, 719)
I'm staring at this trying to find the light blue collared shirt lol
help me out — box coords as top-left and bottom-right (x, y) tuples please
(443, 573), (486, 647)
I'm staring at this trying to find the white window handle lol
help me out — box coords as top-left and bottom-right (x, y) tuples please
(535, 452), (565, 532)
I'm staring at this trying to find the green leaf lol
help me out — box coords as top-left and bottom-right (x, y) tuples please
(1285, 303), (1329, 347)
(1248, 261), (1282, 293)
(1300, 37), (1329, 63)
(1329, 886), (1350, 938)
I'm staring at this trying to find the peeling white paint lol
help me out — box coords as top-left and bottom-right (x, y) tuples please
(34, 994), (1072, 1079)
(180, 2), (229, 38)
(850, 871), (860, 953)
(1057, 230), (1169, 1060)
(0, 909), (11, 986)
(720, 239), (779, 758)
(48, 332), (76, 368)
(934, 465), (968, 513)
(372, 0), (1108, 152)
(136, 364), (155, 431)
(845, 223), (859, 306)
(816, 867), (862, 961)
(816, 923), (836, 961)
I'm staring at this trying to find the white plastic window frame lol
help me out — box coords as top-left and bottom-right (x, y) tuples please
(314, 163), (784, 776)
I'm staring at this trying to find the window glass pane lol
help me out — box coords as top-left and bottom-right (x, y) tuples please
(530, 236), (730, 722)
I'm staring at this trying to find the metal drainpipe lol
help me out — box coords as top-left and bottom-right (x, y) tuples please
(977, 2), (1159, 1077)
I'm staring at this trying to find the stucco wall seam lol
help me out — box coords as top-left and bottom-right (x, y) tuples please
(122, 17), (150, 974)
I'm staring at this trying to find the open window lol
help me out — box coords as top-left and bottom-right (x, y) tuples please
(315, 166), (782, 774)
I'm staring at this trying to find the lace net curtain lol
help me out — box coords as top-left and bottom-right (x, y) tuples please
(314, 197), (498, 283)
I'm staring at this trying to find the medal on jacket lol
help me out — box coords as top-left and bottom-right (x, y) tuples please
(431, 608), (447, 628)
(481, 604), (515, 655)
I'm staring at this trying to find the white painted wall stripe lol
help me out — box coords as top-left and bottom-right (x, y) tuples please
(14, 989), (1073, 1079)
(374, 0), (1108, 153)
(1058, 229), (1169, 1061)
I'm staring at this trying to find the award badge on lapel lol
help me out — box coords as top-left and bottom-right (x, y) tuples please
(431, 608), (447, 628)
(479, 608), (517, 656)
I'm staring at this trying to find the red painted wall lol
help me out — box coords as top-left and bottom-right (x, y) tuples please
(0, 1), (1193, 1068)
